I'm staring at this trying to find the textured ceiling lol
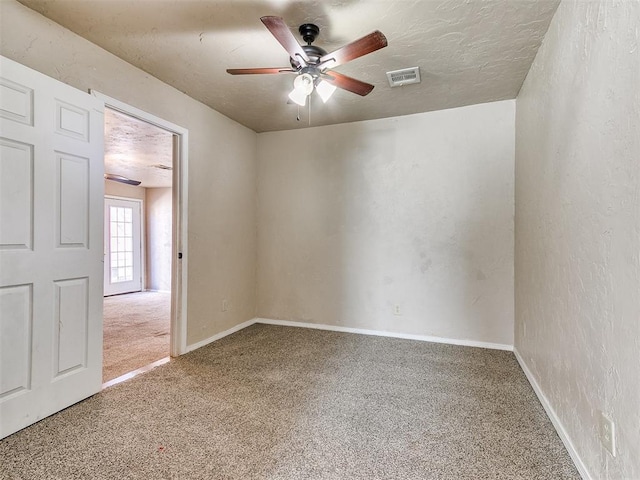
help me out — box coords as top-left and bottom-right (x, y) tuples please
(105, 108), (174, 188)
(19, 0), (559, 133)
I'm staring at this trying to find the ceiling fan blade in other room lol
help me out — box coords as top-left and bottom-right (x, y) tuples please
(319, 31), (387, 69)
(324, 71), (375, 96)
(260, 16), (310, 66)
(226, 67), (295, 75)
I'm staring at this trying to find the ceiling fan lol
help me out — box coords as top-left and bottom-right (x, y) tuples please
(227, 16), (388, 106)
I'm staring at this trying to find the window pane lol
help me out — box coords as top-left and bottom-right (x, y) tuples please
(108, 204), (136, 284)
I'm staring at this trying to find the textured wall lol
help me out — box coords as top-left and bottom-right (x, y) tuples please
(515, 1), (640, 478)
(0, 0), (258, 347)
(145, 188), (172, 292)
(257, 101), (515, 346)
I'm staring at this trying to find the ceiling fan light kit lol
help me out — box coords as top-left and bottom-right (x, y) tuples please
(227, 16), (387, 114)
(288, 74), (337, 106)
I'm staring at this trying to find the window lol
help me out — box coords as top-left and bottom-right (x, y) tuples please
(109, 206), (134, 283)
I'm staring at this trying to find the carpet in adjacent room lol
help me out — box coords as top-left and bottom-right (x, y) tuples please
(103, 290), (170, 382)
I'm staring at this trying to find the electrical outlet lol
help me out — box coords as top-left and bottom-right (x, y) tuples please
(600, 411), (616, 457)
(393, 304), (402, 316)
(221, 299), (228, 312)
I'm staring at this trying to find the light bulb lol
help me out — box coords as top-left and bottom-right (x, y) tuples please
(316, 80), (337, 103)
(289, 73), (314, 106)
(294, 73), (314, 94)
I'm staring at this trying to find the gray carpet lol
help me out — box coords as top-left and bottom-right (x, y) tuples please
(0, 324), (579, 479)
(103, 291), (170, 382)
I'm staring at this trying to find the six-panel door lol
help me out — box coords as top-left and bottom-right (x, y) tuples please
(0, 56), (105, 439)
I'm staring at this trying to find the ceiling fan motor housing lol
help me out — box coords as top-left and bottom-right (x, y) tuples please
(290, 24), (327, 69)
(299, 23), (320, 44)
(291, 45), (328, 69)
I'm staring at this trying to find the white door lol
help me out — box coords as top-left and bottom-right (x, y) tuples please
(104, 197), (142, 296)
(0, 56), (104, 439)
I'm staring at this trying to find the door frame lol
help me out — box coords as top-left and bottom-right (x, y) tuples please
(92, 91), (189, 357)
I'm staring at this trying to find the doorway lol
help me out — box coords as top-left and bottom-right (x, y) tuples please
(93, 91), (189, 384)
(104, 196), (143, 296)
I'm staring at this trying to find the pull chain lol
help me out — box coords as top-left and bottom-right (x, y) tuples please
(294, 97), (311, 125)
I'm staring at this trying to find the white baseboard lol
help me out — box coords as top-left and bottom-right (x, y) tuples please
(254, 317), (513, 351)
(513, 348), (591, 480)
(186, 317), (513, 353)
(185, 318), (256, 353)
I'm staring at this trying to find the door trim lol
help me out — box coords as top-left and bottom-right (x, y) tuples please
(91, 91), (189, 357)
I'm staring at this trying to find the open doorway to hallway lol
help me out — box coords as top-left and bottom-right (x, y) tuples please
(102, 107), (173, 383)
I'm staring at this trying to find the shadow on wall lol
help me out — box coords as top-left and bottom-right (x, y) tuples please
(146, 187), (173, 292)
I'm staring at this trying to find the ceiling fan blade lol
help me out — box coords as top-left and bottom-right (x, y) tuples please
(227, 67), (295, 75)
(260, 16), (310, 65)
(319, 31), (388, 69)
(324, 71), (375, 96)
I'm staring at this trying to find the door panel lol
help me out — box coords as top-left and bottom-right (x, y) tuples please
(57, 152), (90, 248)
(0, 284), (32, 399)
(0, 77), (33, 125)
(54, 277), (89, 376)
(0, 56), (104, 439)
(0, 138), (33, 249)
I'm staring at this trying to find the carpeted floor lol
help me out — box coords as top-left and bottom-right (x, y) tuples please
(103, 291), (170, 382)
(0, 324), (579, 479)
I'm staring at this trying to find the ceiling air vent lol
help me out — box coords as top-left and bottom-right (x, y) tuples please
(386, 67), (421, 87)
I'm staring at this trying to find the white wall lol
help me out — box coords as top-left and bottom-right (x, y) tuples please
(104, 180), (146, 201)
(146, 187), (172, 292)
(0, 0), (258, 347)
(515, 1), (640, 478)
(257, 101), (515, 347)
